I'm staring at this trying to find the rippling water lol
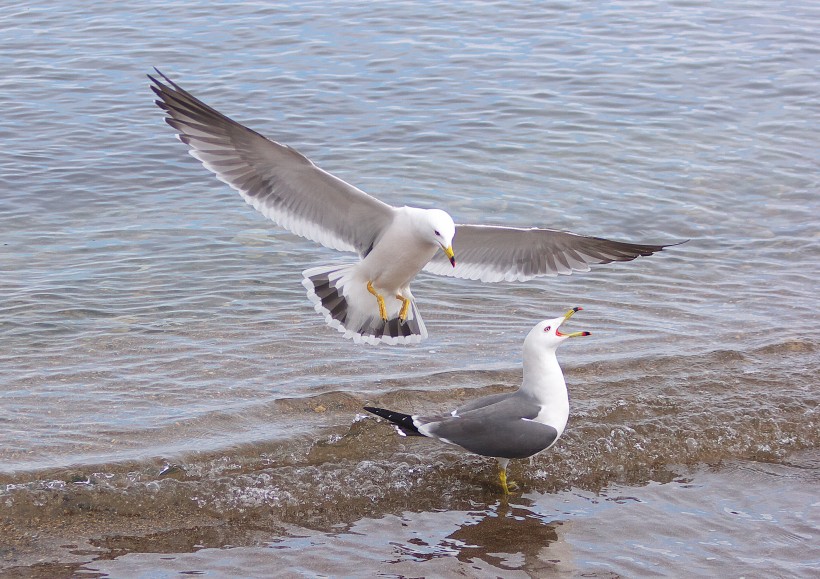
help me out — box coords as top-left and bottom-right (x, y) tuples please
(1, 0), (818, 575)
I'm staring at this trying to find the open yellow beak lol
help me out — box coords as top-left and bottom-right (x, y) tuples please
(558, 307), (590, 338)
(443, 245), (455, 267)
(563, 307), (581, 321)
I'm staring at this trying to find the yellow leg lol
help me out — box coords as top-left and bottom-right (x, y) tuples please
(499, 466), (510, 494)
(395, 294), (411, 322)
(367, 281), (388, 320)
(498, 466), (519, 494)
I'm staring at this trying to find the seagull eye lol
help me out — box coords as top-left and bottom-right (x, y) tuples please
(434, 230), (441, 236)
(543, 326), (551, 332)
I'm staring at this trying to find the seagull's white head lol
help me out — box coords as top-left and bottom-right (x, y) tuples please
(424, 208), (456, 267)
(526, 307), (591, 352)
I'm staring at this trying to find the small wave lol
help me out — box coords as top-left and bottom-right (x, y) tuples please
(3, 352), (817, 515)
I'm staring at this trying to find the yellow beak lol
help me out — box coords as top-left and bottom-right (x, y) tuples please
(563, 306), (582, 321)
(443, 245), (455, 267)
(558, 307), (590, 338)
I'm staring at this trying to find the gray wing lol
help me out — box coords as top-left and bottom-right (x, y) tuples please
(420, 396), (559, 459)
(149, 70), (395, 256)
(424, 224), (671, 282)
(454, 391), (515, 414)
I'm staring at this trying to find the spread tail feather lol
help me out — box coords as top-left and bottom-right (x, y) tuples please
(364, 406), (424, 437)
(302, 264), (427, 345)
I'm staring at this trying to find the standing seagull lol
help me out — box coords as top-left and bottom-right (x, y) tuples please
(149, 70), (671, 345)
(365, 308), (588, 493)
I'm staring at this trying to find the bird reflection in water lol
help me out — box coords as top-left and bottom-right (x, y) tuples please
(393, 497), (566, 573)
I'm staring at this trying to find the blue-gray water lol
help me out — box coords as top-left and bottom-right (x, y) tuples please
(1, 1), (818, 576)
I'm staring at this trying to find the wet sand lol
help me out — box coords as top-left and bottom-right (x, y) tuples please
(3, 451), (817, 577)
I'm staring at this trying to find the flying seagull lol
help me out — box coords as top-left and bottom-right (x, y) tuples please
(149, 70), (671, 345)
(365, 308), (588, 493)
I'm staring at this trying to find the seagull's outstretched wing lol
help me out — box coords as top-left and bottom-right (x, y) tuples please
(149, 70), (395, 256)
(424, 224), (672, 282)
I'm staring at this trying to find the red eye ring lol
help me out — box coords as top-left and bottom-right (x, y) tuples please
(543, 326), (551, 332)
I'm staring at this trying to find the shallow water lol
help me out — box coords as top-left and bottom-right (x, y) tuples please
(80, 454), (820, 578)
(1, 0), (818, 575)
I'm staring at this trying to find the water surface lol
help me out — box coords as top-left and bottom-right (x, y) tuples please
(1, 0), (818, 575)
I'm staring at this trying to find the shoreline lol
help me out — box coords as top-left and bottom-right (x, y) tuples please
(4, 451), (816, 577)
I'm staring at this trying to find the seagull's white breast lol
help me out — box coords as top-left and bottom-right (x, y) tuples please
(359, 210), (439, 291)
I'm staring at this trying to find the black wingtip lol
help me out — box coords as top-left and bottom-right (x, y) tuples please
(147, 67), (163, 86)
(364, 406), (423, 436)
(148, 68), (185, 96)
(149, 67), (170, 83)
(637, 238), (688, 258)
(147, 69), (172, 102)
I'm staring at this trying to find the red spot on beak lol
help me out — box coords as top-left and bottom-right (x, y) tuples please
(449, 256), (456, 267)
